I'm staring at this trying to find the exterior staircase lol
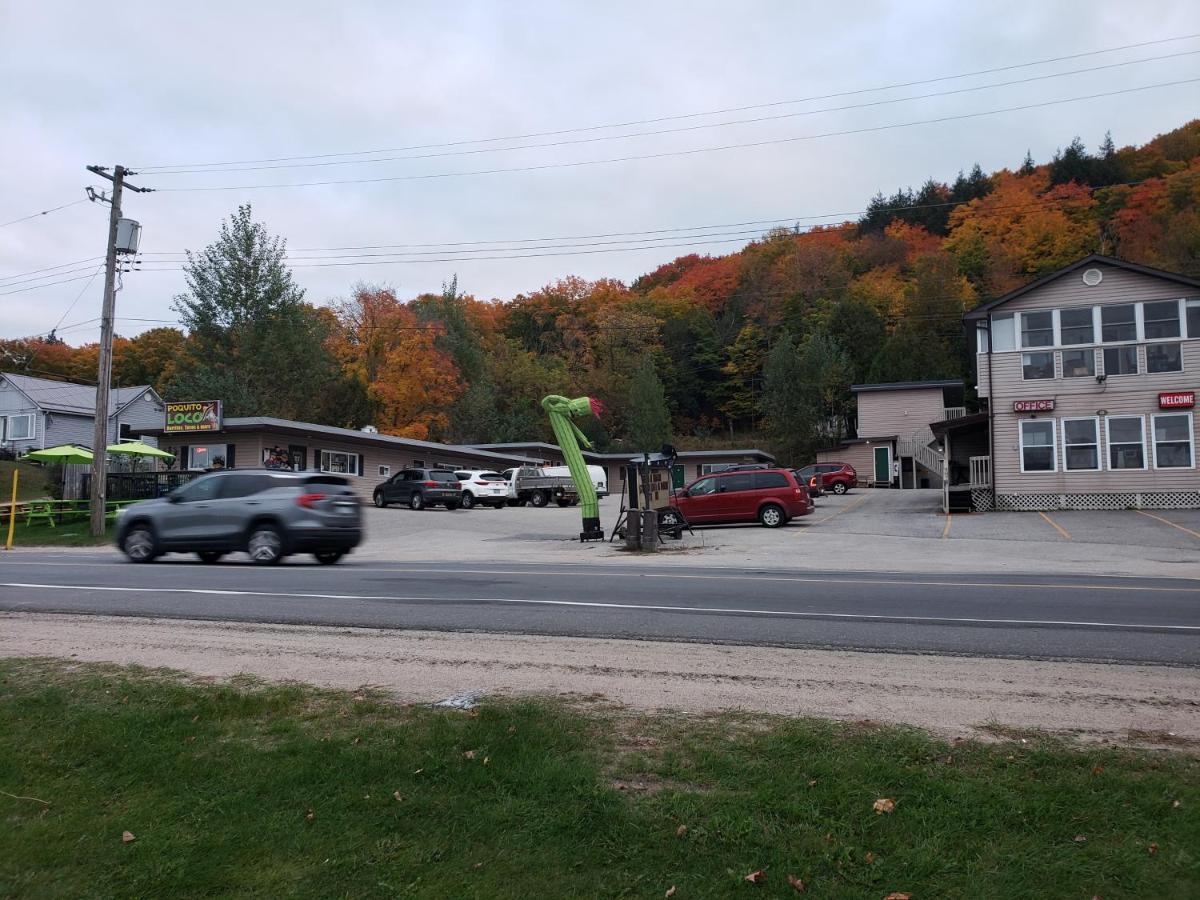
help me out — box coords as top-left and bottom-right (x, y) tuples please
(896, 429), (945, 485)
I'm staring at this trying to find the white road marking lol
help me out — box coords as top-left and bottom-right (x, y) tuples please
(2, 582), (1197, 632)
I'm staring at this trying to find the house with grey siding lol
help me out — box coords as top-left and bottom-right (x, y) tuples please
(964, 254), (1200, 511)
(0, 373), (165, 455)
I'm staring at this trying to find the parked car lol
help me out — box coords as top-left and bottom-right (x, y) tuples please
(540, 464), (608, 497)
(792, 465), (825, 499)
(373, 468), (462, 510)
(115, 469), (362, 565)
(798, 462), (858, 495)
(500, 466), (579, 507)
(662, 468), (810, 529)
(454, 469), (509, 509)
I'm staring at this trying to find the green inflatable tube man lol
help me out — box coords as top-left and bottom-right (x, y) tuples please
(541, 394), (605, 540)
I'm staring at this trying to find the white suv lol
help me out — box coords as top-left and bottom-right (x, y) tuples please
(454, 470), (509, 509)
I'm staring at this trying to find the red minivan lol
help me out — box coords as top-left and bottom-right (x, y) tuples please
(664, 468), (811, 528)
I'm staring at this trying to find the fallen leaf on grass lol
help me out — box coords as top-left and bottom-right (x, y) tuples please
(676, 824), (687, 837)
(787, 874), (806, 892)
(1073, 834), (1087, 843)
(1172, 799), (1181, 808)
(473, 862), (484, 870)
(807, 779), (818, 787)
(483, 757), (490, 766)
(665, 887), (676, 898)
(393, 791), (403, 802)
(353, 737), (361, 745)
(305, 808), (315, 823)
(352, 694), (365, 702)
(1148, 843), (1159, 856)
(873, 798), (895, 814)
(121, 831), (136, 843)
(462, 750), (476, 760)
(507, 725), (517, 735)
(865, 851), (876, 864)
(744, 870), (766, 883)
(1091, 765), (1104, 776)
(191, 714), (199, 723)
(883, 893), (911, 900)
(413, 768), (423, 775)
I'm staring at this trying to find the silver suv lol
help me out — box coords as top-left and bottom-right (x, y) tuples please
(115, 469), (362, 565)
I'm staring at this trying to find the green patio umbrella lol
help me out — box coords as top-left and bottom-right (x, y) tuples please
(22, 444), (94, 464)
(106, 441), (175, 460)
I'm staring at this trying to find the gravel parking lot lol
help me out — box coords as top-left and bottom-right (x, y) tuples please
(355, 488), (1200, 578)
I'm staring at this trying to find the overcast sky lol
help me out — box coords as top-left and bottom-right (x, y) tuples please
(2, 1), (1198, 344)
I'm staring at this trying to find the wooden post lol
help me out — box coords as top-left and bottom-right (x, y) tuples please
(6, 469), (17, 550)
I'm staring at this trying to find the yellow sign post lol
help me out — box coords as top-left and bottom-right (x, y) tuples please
(6, 469), (17, 550)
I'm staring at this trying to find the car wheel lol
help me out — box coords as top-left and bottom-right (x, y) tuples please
(758, 504), (785, 528)
(831, 481), (848, 494)
(460, 492), (475, 509)
(659, 508), (684, 527)
(247, 524), (284, 565)
(410, 493), (425, 511)
(197, 551), (223, 564)
(121, 524), (156, 563)
(530, 490), (548, 508)
(313, 549), (345, 565)
(444, 501), (460, 511)
(373, 492), (387, 508)
(555, 498), (572, 508)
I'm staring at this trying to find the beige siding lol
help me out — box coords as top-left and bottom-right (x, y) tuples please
(999, 263), (1191, 314)
(990, 342), (1199, 495)
(817, 443), (879, 484)
(856, 388), (947, 440)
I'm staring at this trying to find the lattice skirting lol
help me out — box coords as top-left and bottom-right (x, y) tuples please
(970, 489), (994, 511)
(992, 491), (1200, 511)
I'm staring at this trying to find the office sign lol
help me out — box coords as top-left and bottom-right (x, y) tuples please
(1159, 391), (1195, 410)
(164, 400), (222, 433)
(1013, 399), (1055, 413)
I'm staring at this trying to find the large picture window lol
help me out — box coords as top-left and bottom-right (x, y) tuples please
(1146, 343), (1182, 374)
(1020, 311), (1054, 348)
(188, 444), (229, 470)
(1062, 418), (1100, 471)
(990, 314), (1015, 352)
(1058, 308), (1095, 345)
(1019, 420), (1056, 472)
(1152, 413), (1194, 469)
(1, 413), (34, 441)
(1100, 304), (1137, 342)
(1061, 349), (1095, 378)
(1022, 351), (1054, 380)
(1103, 346), (1138, 377)
(1142, 300), (1181, 339)
(1106, 417), (1146, 470)
(319, 449), (361, 476)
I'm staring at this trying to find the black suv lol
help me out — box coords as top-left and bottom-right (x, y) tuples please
(373, 468), (462, 510)
(115, 469), (362, 565)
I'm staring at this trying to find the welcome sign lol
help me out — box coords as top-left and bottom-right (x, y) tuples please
(164, 400), (222, 433)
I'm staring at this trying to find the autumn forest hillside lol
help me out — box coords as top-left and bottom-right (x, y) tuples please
(4, 121), (1199, 465)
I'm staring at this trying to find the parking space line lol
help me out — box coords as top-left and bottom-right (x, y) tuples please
(1037, 511), (1072, 540)
(942, 513), (952, 540)
(1138, 510), (1200, 541)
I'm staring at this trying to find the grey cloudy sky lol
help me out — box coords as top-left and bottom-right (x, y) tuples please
(2, 0), (1198, 343)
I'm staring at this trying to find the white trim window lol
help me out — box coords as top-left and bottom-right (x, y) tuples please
(1146, 343), (1182, 374)
(1061, 348), (1095, 378)
(990, 314), (1016, 351)
(1061, 418), (1100, 471)
(1100, 304), (1137, 343)
(1022, 351), (1055, 380)
(1019, 310), (1054, 348)
(1186, 299), (1200, 339)
(1102, 345), (1138, 377)
(378, 464), (390, 477)
(1152, 412), (1195, 469)
(1, 413), (34, 441)
(1106, 416), (1146, 470)
(1142, 299), (1181, 340)
(1019, 419), (1056, 473)
(319, 449), (361, 476)
(1058, 308), (1095, 345)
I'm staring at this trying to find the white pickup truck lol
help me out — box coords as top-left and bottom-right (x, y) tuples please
(500, 466), (578, 507)
(541, 465), (608, 497)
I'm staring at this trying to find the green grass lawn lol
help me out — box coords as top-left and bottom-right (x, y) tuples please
(4, 517), (112, 547)
(1, 659), (1196, 899)
(0, 460), (50, 504)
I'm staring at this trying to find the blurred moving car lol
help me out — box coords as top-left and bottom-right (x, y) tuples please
(115, 469), (362, 565)
(797, 462), (858, 495)
(374, 468), (462, 510)
(454, 469), (509, 509)
(662, 468), (810, 529)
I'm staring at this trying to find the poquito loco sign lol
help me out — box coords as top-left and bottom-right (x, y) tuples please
(164, 400), (222, 433)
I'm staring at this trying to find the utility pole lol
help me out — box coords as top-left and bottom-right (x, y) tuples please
(85, 164), (150, 537)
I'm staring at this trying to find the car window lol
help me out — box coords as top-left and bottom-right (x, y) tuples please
(479, 472), (505, 481)
(688, 477), (717, 496)
(217, 473), (273, 499)
(795, 466), (816, 478)
(429, 471), (458, 483)
(304, 474), (349, 487)
(174, 474), (220, 502)
(753, 472), (789, 489)
(818, 465), (839, 473)
(720, 474), (754, 493)
(454, 472), (471, 480)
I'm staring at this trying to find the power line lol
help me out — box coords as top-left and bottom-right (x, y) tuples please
(146, 79), (1200, 193)
(0, 198), (88, 228)
(133, 32), (1200, 172)
(134, 51), (1200, 176)
(0, 256), (105, 284)
(50, 266), (105, 333)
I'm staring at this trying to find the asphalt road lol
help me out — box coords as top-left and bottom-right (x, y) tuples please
(2, 551), (1198, 665)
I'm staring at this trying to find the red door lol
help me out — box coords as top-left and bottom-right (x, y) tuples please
(677, 475), (722, 522)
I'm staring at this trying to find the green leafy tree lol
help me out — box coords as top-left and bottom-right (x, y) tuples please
(717, 323), (767, 433)
(627, 355), (672, 452)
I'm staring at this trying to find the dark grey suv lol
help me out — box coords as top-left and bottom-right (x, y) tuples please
(373, 468), (461, 510)
(115, 469), (362, 565)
